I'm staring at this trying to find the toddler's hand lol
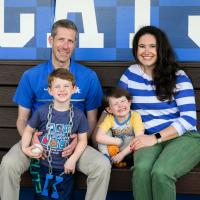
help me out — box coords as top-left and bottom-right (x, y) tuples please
(111, 152), (125, 164)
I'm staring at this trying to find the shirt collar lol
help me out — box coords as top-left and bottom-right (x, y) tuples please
(47, 59), (75, 73)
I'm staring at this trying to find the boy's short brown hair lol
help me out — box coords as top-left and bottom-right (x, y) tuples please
(103, 87), (132, 108)
(48, 68), (75, 87)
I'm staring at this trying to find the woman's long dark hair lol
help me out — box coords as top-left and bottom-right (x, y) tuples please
(132, 26), (179, 101)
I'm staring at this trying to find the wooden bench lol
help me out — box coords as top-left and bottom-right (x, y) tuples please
(0, 60), (200, 194)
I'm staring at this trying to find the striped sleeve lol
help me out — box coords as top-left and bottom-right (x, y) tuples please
(171, 70), (197, 135)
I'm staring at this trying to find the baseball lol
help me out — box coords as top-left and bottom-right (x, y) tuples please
(32, 144), (43, 154)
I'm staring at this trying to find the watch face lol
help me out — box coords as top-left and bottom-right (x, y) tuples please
(155, 132), (161, 139)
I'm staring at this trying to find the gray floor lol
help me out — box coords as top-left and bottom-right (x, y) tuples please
(20, 187), (200, 200)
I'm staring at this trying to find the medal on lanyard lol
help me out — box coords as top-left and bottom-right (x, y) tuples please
(41, 103), (74, 199)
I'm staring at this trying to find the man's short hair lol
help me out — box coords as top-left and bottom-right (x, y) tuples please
(51, 19), (78, 39)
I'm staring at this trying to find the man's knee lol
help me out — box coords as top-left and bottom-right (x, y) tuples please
(1, 151), (29, 175)
(93, 155), (111, 175)
(1, 153), (16, 171)
(100, 156), (111, 173)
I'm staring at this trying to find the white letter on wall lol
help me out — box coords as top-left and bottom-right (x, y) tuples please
(188, 16), (200, 47)
(0, 0), (34, 47)
(55, 0), (103, 48)
(129, 0), (151, 48)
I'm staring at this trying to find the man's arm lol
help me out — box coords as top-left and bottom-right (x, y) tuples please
(87, 109), (98, 139)
(16, 105), (31, 136)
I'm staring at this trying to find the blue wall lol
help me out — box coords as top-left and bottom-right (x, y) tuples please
(0, 0), (200, 61)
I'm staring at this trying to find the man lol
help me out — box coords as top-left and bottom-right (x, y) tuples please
(0, 19), (111, 200)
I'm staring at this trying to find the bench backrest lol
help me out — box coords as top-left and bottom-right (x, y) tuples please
(0, 61), (199, 152)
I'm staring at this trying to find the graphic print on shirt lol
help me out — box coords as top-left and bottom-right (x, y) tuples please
(111, 122), (134, 138)
(41, 122), (71, 154)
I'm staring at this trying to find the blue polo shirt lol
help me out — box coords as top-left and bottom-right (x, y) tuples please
(13, 59), (103, 112)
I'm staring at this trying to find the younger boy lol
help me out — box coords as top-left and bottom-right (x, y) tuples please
(21, 68), (88, 199)
(96, 87), (144, 167)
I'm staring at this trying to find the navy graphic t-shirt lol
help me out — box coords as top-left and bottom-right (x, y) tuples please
(28, 103), (89, 169)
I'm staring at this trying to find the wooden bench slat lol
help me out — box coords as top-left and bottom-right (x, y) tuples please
(0, 61), (200, 88)
(0, 86), (16, 106)
(0, 107), (18, 127)
(0, 128), (20, 149)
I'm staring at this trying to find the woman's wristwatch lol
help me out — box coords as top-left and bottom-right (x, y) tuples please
(154, 132), (162, 143)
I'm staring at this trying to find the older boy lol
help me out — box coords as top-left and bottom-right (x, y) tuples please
(22, 69), (88, 199)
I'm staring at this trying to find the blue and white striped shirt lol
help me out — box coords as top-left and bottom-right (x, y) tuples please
(118, 64), (197, 136)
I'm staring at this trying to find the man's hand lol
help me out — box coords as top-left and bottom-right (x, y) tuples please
(62, 134), (78, 157)
(31, 131), (47, 159)
(31, 131), (42, 145)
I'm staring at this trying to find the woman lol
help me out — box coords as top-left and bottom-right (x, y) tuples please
(118, 26), (200, 200)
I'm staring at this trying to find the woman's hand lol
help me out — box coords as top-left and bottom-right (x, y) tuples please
(130, 135), (157, 151)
